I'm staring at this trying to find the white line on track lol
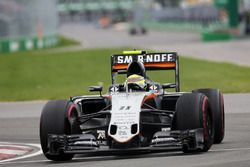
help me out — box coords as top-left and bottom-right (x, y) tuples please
(0, 142), (42, 163)
(1, 147), (250, 165)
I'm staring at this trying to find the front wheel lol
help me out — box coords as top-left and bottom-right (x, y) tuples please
(193, 89), (225, 144)
(173, 93), (213, 152)
(40, 100), (74, 161)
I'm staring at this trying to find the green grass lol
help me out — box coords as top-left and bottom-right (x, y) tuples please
(57, 35), (80, 47)
(0, 48), (250, 101)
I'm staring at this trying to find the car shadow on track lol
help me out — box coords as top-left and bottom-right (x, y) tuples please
(42, 151), (204, 165)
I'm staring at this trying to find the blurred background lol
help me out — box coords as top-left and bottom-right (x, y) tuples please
(0, 0), (250, 53)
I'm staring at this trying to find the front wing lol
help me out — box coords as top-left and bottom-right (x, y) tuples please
(47, 128), (205, 155)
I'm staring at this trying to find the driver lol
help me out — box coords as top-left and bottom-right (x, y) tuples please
(125, 74), (146, 91)
(124, 61), (160, 92)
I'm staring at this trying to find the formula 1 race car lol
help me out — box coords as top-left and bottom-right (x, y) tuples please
(40, 50), (225, 161)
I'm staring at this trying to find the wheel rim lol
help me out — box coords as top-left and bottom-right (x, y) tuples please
(206, 110), (212, 139)
(202, 96), (212, 141)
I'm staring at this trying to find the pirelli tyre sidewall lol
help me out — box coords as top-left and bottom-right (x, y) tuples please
(40, 100), (74, 161)
(192, 89), (225, 144)
(174, 93), (213, 152)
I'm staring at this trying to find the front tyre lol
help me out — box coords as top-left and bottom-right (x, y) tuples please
(40, 100), (74, 161)
(174, 93), (213, 153)
(193, 89), (225, 144)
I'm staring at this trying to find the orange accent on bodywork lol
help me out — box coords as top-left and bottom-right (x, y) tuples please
(113, 62), (176, 71)
(143, 93), (157, 103)
(144, 62), (176, 68)
(113, 64), (128, 70)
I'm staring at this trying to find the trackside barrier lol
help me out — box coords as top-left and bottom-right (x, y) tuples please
(0, 35), (59, 54)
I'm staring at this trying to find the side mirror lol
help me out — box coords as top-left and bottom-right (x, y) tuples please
(89, 86), (103, 96)
(162, 83), (176, 89)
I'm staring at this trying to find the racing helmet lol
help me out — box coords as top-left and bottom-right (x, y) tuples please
(127, 61), (146, 78)
(125, 74), (146, 91)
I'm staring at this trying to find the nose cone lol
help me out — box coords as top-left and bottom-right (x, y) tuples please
(108, 93), (145, 143)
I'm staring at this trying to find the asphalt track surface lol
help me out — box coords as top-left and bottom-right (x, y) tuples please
(59, 23), (250, 67)
(0, 94), (250, 167)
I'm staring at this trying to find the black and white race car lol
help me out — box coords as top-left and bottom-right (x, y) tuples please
(40, 50), (225, 161)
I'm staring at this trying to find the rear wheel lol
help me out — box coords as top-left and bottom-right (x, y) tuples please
(173, 93), (213, 152)
(193, 89), (225, 144)
(40, 100), (75, 161)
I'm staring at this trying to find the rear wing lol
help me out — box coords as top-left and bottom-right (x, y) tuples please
(111, 52), (180, 92)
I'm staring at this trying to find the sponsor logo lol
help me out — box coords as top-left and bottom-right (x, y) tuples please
(119, 126), (129, 130)
(151, 137), (176, 144)
(118, 130), (128, 136)
(114, 53), (176, 64)
(150, 85), (158, 91)
(119, 106), (131, 110)
(74, 141), (98, 146)
(110, 86), (119, 92)
(97, 130), (106, 140)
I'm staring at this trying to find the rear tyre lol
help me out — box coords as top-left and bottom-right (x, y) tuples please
(192, 89), (225, 144)
(40, 100), (74, 161)
(174, 93), (213, 152)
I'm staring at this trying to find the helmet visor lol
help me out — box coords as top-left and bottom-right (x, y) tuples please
(126, 75), (146, 90)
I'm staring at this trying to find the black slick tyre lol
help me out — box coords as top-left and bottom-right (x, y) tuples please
(40, 100), (74, 161)
(192, 89), (225, 144)
(174, 93), (213, 152)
